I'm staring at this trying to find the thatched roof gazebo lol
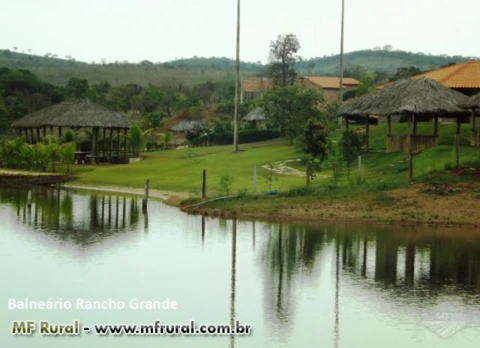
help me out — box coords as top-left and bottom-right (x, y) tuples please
(460, 92), (480, 146)
(12, 100), (130, 164)
(242, 107), (266, 129)
(338, 78), (471, 181)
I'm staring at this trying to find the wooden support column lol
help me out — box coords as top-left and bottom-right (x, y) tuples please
(456, 117), (461, 168)
(50, 125), (53, 136)
(123, 129), (128, 159)
(434, 116), (439, 136)
(109, 128), (114, 163)
(365, 115), (370, 152)
(116, 129), (121, 160)
(59, 127), (62, 137)
(345, 117), (349, 131)
(43, 126), (46, 138)
(102, 128), (107, 162)
(413, 115), (418, 136)
(408, 114), (413, 182)
(387, 115), (391, 136)
(472, 109), (477, 146)
(91, 127), (97, 164)
(36, 128), (40, 142)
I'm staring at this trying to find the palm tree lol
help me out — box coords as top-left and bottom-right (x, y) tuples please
(128, 124), (152, 157)
(43, 136), (60, 172)
(60, 142), (76, 173)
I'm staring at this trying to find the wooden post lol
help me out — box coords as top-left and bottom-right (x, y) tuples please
(306, 161), (311, 186)
(408, 114), (413, 182)
(116, 129), (120, 162)
(109, 128), (114, 163)
(202, 169), (206, 199)
(413, 115), (418, 136)
(472, 109), (477, 146)
(365, 115), (370, 152)
(253, 165), (257, 194)
(43, 126), (46, 138)
(102, 128), (106, 162)
(59, 127), (62, 137)
(345, 117), (349, 131)
(434, 116), (439, 136)
(91, 127), (97, 164)
(36, 128), (40, 142)
(142, 179), (149, 210)
(123, 129), (127, 160)
(456, 117), (461, 168)
(358, 156), (362, 182)
(50, 125), (53, 136)
(387, 115), (392, 136)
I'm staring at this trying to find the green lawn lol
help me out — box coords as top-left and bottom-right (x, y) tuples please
(72, 140), (306, 195)
(69, 134), (480, 198)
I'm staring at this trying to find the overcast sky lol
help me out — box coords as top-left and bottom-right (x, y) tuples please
(2, 0), (479, 64)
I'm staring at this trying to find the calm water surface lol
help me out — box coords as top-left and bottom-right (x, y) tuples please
(1, 188), (479, 347)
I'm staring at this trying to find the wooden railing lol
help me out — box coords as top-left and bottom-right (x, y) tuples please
(387, 135), (438, 153)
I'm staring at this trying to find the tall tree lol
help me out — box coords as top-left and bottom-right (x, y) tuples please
(267, 34), (301, 87)
(262, 85), (324, 142)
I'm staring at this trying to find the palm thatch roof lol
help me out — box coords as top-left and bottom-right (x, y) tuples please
(170, 120), (209, 133)
(338, 78), (470, 117)
(460, 92), (480, 109)
(11, 100), (129, 129)
(242, 107), (265, 122)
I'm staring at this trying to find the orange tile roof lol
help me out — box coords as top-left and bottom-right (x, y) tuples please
(411, 61), (480, 88)
(300, 76), (360, 89)
(241, 77), (272, 92)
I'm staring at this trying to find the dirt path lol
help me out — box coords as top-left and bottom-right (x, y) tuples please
(262, 159), (331, 178)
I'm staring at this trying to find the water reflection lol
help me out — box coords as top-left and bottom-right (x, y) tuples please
(260, 222), (480, 340)
(0, 188), (144, 246)
(1, 189), (479, 348)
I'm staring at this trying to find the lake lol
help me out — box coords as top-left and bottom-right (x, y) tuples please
(1, 188), (479, 347)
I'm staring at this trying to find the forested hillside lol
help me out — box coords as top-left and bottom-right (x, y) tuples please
(1, 48), (475, 87)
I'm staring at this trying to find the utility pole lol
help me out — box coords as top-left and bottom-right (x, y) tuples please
(338, 0), (345, 102)
(233, 0), (241, 152)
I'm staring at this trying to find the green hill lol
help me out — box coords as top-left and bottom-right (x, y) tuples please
(0, 48), (476, 87)
(298, 49), (475, 76)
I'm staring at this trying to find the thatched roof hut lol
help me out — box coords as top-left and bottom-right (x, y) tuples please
(11, 100), (129, 129)
(338, 78), (469, 117)
(242, 107), (265, 122)
(460, 92), (480, 109)
(170, 120), (209, 133)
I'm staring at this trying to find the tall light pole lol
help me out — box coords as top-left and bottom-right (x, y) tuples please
(233, 0), (241, 152)
(338, 0), (345, 102)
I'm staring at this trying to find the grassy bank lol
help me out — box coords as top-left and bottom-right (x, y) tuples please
(10, 125), (477, 225)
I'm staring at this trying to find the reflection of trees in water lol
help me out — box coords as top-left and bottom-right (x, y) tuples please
(260, 222), (480, 333)
(0, 188), (145, 246)
(261, 223), (328, 338)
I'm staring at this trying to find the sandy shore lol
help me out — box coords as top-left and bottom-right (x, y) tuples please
(182, 182), (480, 228)
(62, 184), (189, 202)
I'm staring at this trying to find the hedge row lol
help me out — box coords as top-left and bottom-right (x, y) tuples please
(192, 129), (281, 145)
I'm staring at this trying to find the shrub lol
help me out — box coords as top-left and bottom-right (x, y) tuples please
(219, 175), (234, 195)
